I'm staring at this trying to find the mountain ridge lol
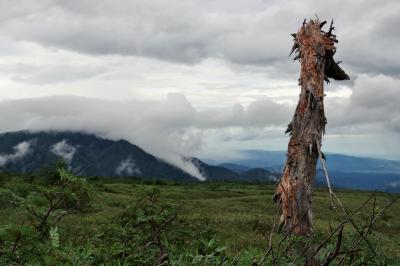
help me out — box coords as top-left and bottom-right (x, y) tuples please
(209, 150), (400, 192)
(1, 130), (399, 191)
(0, 130), (275, 183)
(209, 149), (400, 173)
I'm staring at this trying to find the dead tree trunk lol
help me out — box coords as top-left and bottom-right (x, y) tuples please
(274, 18), (349, 236)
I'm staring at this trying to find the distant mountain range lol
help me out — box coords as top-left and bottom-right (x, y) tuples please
(0, 131), (275, 183)
(205, 150), (400, 192)
(0, 131), (399, 192)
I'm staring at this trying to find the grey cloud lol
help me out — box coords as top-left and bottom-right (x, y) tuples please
(327, 74), (400, 134)
(216, 127), (284, 142)
(342, 6), (400, 77)
(0, 63), (108, 84)
(4, 0), (398, 77)
(196, 99), (292, 128)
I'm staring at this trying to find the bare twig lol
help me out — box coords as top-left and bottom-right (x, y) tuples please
(323, 225), (344, 266)
(274, 204), (312, 264)
(338, 198), (397, 265)
(305, 221), (346, 264)
(316, 141), (378, 256)
(258, 209), (279, 265)
(316, 140), (335, 209)
(143, 240), (158, 250)
(158, 213), (177, 233)
(304, 194), (375, 263)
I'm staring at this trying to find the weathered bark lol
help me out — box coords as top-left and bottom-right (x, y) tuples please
(274, 18), (349, 236)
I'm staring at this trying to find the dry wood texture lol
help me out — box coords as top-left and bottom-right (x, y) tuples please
(274, 18), (349, 236)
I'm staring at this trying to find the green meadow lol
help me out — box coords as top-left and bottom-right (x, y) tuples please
(0, 171), (399, 265)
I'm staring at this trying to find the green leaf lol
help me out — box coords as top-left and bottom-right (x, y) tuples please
(49, 226), (60, 249)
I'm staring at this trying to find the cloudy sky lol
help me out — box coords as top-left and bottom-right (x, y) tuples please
(0, 0), (399, 176)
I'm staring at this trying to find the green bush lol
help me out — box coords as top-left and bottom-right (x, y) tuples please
(35, 159), (68, 185)
(57, 167), (91, 210)
(0, 224), (46, 265)
(0, 188), (22, 209)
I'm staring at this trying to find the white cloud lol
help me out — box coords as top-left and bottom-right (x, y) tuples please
(0, 140), (31, 166)
(115, 156), (141, 176)
(50, 139), (76, 163)
(0, 72), (398, 178)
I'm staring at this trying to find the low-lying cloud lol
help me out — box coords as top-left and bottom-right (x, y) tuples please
(0, 141), (31, 166)
(50, 139), (77, 163)
(0, 93), (292, 179)
(0, 74), (399, 176)
(115, 156), (141, 176)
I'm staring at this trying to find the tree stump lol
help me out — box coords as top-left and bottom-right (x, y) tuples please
(274, 18), (349, 236)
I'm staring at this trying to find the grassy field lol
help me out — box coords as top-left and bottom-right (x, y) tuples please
(1, 172), (399, 265)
